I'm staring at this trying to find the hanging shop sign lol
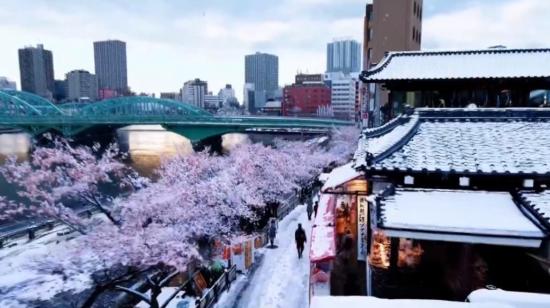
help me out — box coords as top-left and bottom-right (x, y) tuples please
(357, 195), (369, 261)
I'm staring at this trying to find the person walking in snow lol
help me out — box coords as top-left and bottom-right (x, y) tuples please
(295, 223), (307, 258)
(313, 201), (319, 218)
(268, 219), (277, 248)
(306, 198), (313, 221)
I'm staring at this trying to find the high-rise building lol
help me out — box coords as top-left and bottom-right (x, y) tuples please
(245, 52), (279, 112)
(0, 77), (17, 90)
(326, 39), (361, 75)
(282, 74), (331, 118)
(18, 44), (54, 99)
(363, 0), (422, 126)
(66, 70), (98, 101)
(181, 78), (208, 108)
(93, 40), (128, 93)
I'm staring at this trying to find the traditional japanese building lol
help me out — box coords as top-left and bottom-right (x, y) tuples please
(361, 48), (550, 122)
(349, 107), (550, 300)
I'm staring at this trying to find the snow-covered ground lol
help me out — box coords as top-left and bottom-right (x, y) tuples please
(217, 204), (312, 308)
(0, 227), (91, 307)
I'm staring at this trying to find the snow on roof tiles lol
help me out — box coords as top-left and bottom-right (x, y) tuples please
(354, 108), (550, 175)
(321, 162), (362, 192)
(518, 191), (550, 230)
(362, 48), (550, 81)
(378, 189), (544, 246)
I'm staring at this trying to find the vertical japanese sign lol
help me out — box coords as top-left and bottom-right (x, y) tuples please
(357, 196), (368, 261)
(244, 240), (253, 269)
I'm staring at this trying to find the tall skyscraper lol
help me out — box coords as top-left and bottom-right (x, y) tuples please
(181, 78), (208, 108)
(18, 44), (54, 99)
(326, 39), (361, 75)
(363, 0), (422, 126)
(66, 70), (98, 101)
(245, 52), (279, 112)
(93, 40), (128, 94)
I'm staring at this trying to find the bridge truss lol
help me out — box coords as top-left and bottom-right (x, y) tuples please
(0, 90), (352, 142)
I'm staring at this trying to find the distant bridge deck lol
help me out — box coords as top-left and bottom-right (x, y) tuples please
(0, 90), (353, 142)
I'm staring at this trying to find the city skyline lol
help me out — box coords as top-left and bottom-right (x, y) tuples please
(1, 0), (549, 100)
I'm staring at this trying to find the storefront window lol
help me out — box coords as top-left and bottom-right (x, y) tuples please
(397, 239), (423, 268)
(369, 231), (390, 269)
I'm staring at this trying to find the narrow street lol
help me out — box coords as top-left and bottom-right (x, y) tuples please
(217, 204), (313, 308)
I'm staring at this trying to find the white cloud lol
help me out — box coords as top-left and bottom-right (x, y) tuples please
(423, 0), (550, 50)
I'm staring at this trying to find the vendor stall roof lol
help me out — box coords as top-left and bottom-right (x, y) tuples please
(321, 162), (363, 193)
(361, 48), (550, 82)
(310, 296), (512, 308)
(377, 189), (545, 247)
(353, 108), (550, 176)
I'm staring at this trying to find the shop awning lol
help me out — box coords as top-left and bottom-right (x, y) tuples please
(310, 224), (336, 263)
(378, 189), (545, 248)
(321, 162), (364, 193)
(313, 193), (335, 227)
(310, 193), (336, 262)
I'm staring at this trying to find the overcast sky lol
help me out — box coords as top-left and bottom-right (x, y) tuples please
(1, 0), (549, 99)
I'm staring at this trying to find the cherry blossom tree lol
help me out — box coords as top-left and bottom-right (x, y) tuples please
(0, 137), (146, 233)
(1, 127), (360, 307)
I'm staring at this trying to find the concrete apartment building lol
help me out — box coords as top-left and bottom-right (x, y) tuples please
(181, 78), (208, 108)
(18, 44), (55, 99)
(66, 70), (98, 101)
(282, 74), (331, 118)
(363, 0), (422, 126)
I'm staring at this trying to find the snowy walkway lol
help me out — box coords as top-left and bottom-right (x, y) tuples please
(219, 204), (312, 308)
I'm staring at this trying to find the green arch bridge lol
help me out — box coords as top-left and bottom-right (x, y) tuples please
(0, 90), (352, 142)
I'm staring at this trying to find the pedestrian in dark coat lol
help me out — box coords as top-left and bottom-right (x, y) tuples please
(313, 201), (319, 218)
(306, 199), (313, 221)
(268, 219), (277, 248)
(295, 223), (307, 258)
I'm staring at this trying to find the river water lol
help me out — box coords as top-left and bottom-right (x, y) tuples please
(0, 126), (251, 211)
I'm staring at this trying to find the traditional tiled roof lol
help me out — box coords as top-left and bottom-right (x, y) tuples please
(375, 188), (544, 247)
(361, 48), (550, 82)
(353, 108), (550, 176)
(516, 191), (550, 231)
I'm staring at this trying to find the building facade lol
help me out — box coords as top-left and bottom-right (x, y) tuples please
(245, 52), (279, 112)
(327, 39), (362, 75)
(363, 0), (422, 126)
(53, 79), (67, 102)
(181, 78), (208, 108)
(18, 44), (54, 99)
(160, 92), (180, 100)
(65, 70), (98, 101)
(204, 93), (222, 110)
(218, 84), (236, 107)
(325, 73), (359, 121)
(93, 40), (128, 94)
(0, 77), (16, 90)
(282, 74), (331, 118)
